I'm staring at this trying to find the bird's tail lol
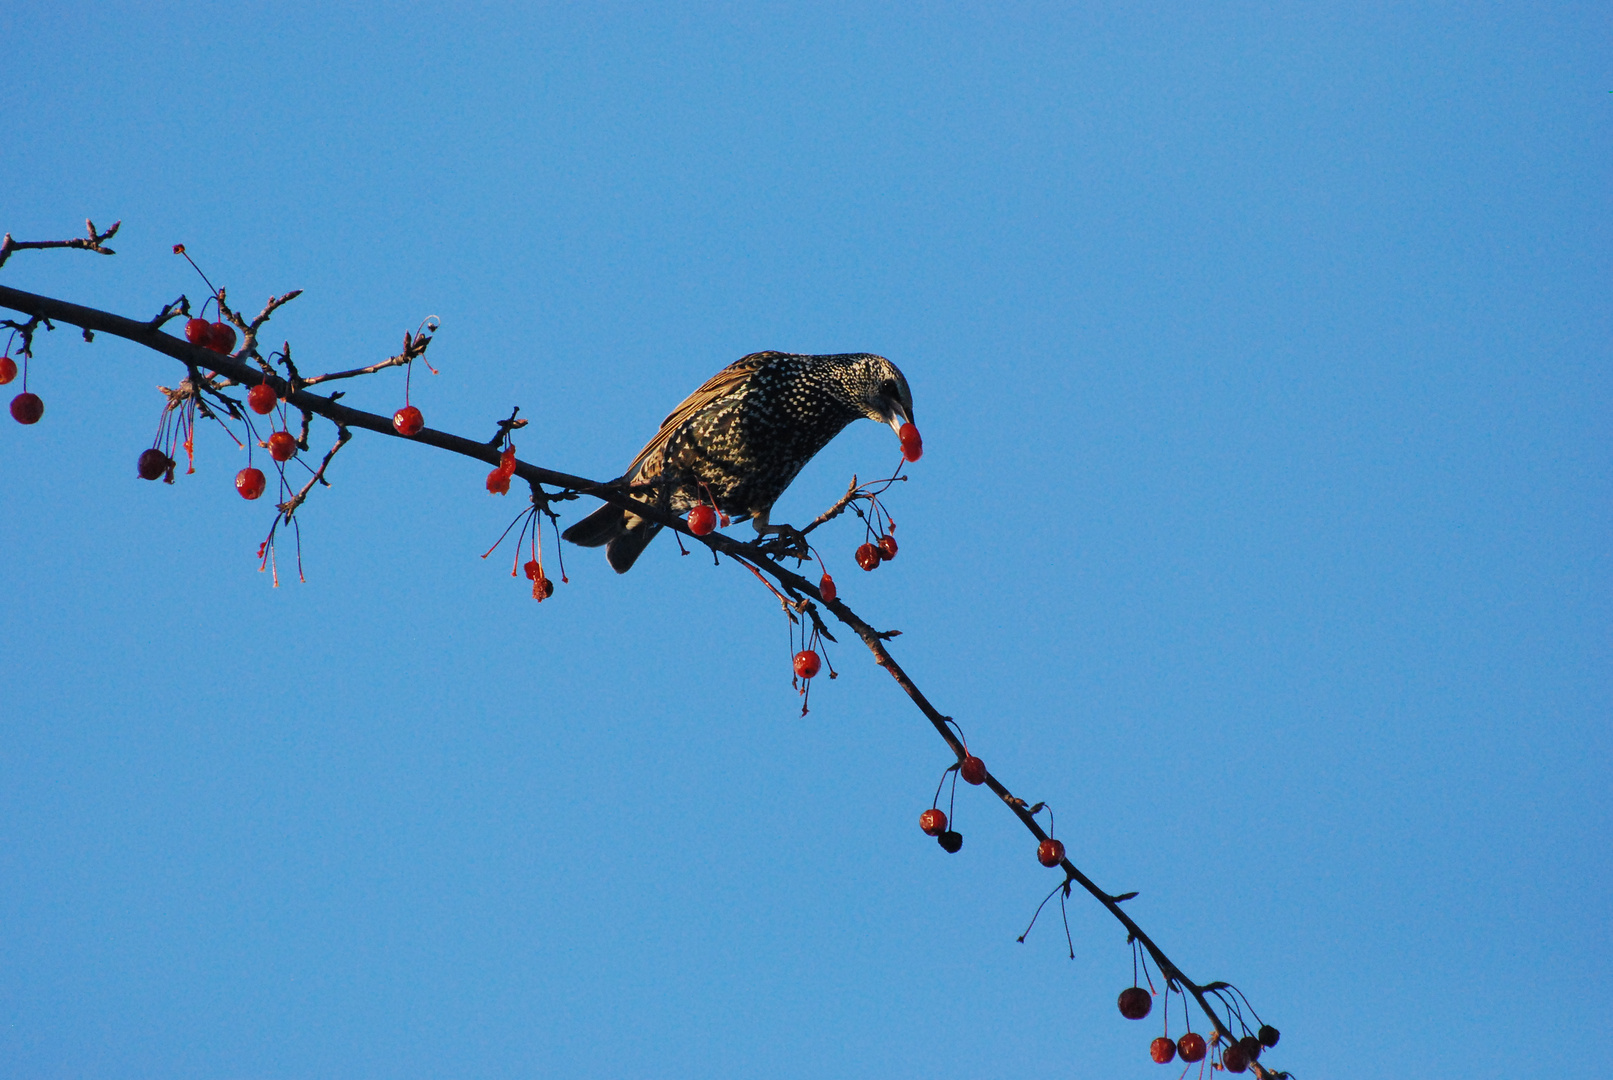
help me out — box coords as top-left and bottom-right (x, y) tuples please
(561, 503), (660, 573)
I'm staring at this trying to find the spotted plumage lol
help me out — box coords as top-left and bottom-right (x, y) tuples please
(563, 351), (915, 572)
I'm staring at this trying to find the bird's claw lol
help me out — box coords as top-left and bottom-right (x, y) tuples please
(750, 523), (811, 562)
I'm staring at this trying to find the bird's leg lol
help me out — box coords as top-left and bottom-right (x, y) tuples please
(748, 507), (810, 561)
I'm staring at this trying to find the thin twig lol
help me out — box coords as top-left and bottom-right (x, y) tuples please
(0, 219), (119, 270)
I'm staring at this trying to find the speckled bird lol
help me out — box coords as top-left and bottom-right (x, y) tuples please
(563, 351), (916, 572)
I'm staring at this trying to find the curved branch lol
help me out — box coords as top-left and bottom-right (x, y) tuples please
(0, 278), (1283, 1074)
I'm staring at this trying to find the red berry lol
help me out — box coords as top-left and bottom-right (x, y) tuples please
(207, 321), (236, 355)
(524, 560), (541, 581)
(1037, 838), (1065, 867)
(184, 317), (211, 345)
(919, 808), (947, 836)
(855, 542), (881, 571)
(877, 534), (898, 561)
(1177, 1033), (1206, 1063)
(486, 467), (511, 495)
(899, 421), (923, 462)
(687, 504), (717, 536)
(1257, 1026), (1279, 1048)
(793, 650), (821, 679)
(268, 431), (297, 462)
(497, 445), (516, 475)
(534, 575), (555, 600)
(818, 573), (836, 603)
(1150, 1036), (1176, 1064)
(1117, 986), (1152, 1020)
(1221, 1042), (1249, 1073)
(235, 467), (267, 500)
(0, 356), (15, 384)
(1237, 1036), (1262, 1063)
(137, 448), (171, 481)
(9, 392), (43, 425)
(393, 405), (424, 436)
(959, 755), (986, 785)
(937, 830), (963, 853)
(247, 383), (277, 415)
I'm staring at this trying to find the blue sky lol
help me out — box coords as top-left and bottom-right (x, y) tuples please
(2, 3), (1608, 1077)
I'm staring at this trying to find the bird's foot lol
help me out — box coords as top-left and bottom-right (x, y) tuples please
(749, 522), (811, 562)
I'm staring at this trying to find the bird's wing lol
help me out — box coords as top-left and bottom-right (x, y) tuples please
(625, 352), (780, 476)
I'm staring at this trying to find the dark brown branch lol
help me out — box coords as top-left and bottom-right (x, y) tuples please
(281, 425), (352, 519)
(0, 279), (1276, 1070)
(299, 321), (436, 387)
(802, 476), (861, 534)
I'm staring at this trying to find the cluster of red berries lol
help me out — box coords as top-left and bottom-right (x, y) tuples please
(487, 444), (517, 495)
(1119, 984), (1279, 1074)
(918, 753), (990, 854)
(855, 533), (897, 571)
(184, 316), (237, 356)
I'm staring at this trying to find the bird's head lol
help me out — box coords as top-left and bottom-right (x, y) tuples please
(847, 353), (915, 438)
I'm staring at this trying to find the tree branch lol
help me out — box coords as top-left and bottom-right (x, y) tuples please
(0, 272), (1288, 1077)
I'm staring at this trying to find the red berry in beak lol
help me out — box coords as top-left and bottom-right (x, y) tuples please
(184, 317), (211, 345)
(1117, 987), (1151, 1020)
(919, 808), (947, 836)
(687, 505), (717, 536)
(959, 755), (986, 785)
(9, 392), (43, 425)
(1037, 838), (1065, 867)
(818, 573), (836, 603)
(137, 448), (171, 480)
(1150, 1036), (1176, 1064)
(0, 356), (16, 384)
(268, 431), (297, 462)
(855, 542), (881, 571)
(898, 422), (922, 462)
(247, 383), (277, 415)
(393, 405), (424, 436)
(208, 321), (236, 354)
(235, 467), (267, 500)
(1176, 1033), (1206, 1063)
(793, 650), (821, 679)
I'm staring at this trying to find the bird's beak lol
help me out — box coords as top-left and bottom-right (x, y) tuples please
(884, 402), (911, 438)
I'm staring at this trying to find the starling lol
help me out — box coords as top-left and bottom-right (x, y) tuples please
(563, 351), (916, 572)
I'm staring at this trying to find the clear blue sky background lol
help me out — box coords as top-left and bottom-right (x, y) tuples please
(2, 3), (1607, 1078)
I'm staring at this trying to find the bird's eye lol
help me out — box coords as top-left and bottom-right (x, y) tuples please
(879, 379), (898, 399)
